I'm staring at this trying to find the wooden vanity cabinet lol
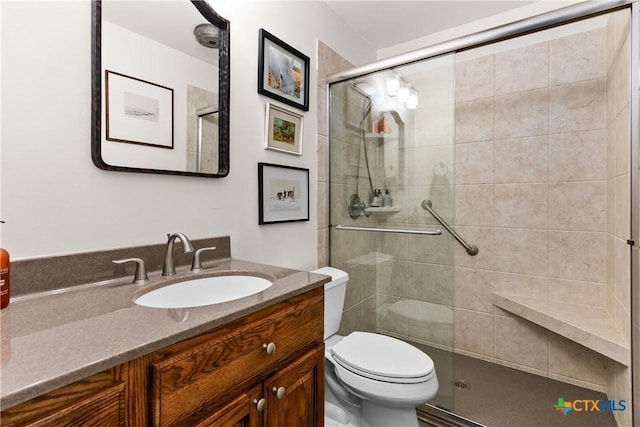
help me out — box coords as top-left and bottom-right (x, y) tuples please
(0, 288), (324, 427)
(150, 287), (324, 427)
(0, 363), (135, 427)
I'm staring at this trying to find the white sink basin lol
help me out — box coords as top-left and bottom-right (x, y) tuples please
(135, 275), (273, 309)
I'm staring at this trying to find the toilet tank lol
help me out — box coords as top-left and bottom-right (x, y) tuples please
(311, 267), (348, 340)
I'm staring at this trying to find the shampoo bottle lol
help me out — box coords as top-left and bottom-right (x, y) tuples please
(371, 189), (382, 207)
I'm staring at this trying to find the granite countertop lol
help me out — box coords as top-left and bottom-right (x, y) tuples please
(0, 258), (330, 410)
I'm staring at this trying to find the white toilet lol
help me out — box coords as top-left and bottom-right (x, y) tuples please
(312, 267), (439, 427)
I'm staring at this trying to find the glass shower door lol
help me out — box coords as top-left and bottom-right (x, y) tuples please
(329, 6), (635, 426)
(328, 53), (457, 415)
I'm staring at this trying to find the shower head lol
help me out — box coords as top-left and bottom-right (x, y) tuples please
(350, 81), (373, 120)
(193, 23), (219, 49)
(362, 96), (372, 120)
(353, 81), (375, 96)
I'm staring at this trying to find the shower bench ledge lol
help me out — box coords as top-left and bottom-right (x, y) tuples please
(492, 292), (630, 366)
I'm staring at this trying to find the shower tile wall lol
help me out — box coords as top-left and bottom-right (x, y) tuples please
(318, 41), (378, 334)
(317, 41), (343, 269)
(374, 54), (457, 351)
(451, 27), (609, 390)
(186, 85), (218, 173)
(450, 12), (631, 411)
(604, 10), (632, 427)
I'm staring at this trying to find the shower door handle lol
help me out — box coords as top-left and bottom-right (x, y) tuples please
(331, 225), (442, 235)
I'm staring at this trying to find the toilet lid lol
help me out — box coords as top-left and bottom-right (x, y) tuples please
(330, 332), (434, 383)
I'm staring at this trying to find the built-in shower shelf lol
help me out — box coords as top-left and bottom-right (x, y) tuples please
(365, 133), (398, 145)
(492, 292), (630, 366)
(364, 206), (402, 214)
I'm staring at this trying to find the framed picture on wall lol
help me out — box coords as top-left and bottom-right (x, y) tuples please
(258, 29), (310, 111)
(105, 70), (174, 149)
(258, 162), (310, 224)
(265, 103), (303, 155)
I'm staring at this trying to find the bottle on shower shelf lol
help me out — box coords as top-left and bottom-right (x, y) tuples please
(373, 113), (389, 134)
(382, 189), (393, 207)
(370, 189), (382, 207)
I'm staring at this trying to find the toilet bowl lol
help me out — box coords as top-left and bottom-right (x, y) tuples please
(312, 267), (439, 427)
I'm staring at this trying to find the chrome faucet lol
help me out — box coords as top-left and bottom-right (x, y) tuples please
(162, 232), (194, 276)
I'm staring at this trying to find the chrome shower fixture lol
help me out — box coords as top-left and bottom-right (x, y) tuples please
(348, 194), (369, 220)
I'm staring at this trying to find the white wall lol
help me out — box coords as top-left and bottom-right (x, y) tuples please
(377, 0), (584, 59)
(0, 0), (375, 272)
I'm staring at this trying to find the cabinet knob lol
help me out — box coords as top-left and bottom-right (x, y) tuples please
(252, 398), (266, 412)
(262, 342), (277, 355)
(272, 386), (286, 399)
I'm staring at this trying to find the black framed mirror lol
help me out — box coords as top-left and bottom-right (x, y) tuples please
(91, 0), (230, 177)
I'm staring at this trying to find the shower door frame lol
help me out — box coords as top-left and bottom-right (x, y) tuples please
(326, 1), (640, 426)
(630, 3), (639, 427)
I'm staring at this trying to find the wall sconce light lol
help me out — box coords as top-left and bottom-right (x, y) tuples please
(385, 72), (419, 110)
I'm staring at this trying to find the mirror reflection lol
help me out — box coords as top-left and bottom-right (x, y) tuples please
(92, 0), (230, 177)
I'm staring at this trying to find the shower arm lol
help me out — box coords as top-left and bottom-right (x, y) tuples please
(422, 200), (479, 256)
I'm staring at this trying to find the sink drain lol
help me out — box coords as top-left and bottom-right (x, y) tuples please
(453, 379), (469, 390)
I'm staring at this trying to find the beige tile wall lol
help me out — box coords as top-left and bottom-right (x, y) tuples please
(317, 42), (378, 334)
(186, 85), (218, 173)
(449, 22), (624, 392)
(604, 10), (633, 427)
(370, 54), (457, 350)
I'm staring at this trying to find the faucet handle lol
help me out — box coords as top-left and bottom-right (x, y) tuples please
(191, 247), (217, 272)
(112, 258), (149, 284)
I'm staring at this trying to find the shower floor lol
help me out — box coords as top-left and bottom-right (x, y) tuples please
(413, 343), (618, 427)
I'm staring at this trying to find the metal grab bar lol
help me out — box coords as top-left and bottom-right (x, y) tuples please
(331, 225), (442, 236)
(421, 200), (479, 256)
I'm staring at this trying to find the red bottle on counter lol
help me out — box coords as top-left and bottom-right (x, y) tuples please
(1, 247), (9, 309)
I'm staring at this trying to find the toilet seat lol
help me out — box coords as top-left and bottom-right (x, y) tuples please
(330, 332), (434, 384)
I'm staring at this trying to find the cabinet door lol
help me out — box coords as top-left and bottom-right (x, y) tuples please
(193, 384), (262, 427)
(264, 346), (324, 427)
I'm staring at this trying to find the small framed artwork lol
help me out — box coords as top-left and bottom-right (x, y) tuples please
(105, 70), (174, 149)
(258, 29), (310, 111)
(265, 103), (303, 155)
(258, 162), (310, 224)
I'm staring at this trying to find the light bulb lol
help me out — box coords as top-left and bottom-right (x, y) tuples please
(406, 90), (418, 109)
(385, 76), (400, 96)
(397, 85), (410, 102)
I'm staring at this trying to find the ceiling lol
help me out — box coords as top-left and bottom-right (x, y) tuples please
(103, 1), (219, 65)
(322, 1), (538, 50)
